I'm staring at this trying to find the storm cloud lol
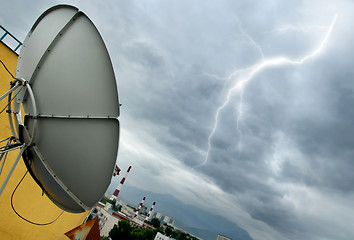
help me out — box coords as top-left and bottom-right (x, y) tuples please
(2, 0), (354, 239)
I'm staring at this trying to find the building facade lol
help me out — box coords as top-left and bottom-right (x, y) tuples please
(97, 208), (120, 237)
(150, 211), (175, 226)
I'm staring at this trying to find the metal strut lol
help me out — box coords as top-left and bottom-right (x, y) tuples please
(0, 78), (37, 197)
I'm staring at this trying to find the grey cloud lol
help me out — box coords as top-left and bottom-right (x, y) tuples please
(3, 1), (354, 239)
(119, 1), (354, 239)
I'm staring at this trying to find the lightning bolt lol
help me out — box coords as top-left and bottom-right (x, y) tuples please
(275, 24), (329, 33)
(236, 18), (265, 60)
(196, 14), (338, 168)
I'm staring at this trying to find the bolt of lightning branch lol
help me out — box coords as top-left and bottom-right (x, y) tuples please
(236, 18), (265, 60)
(275, 25), (328, 33)
(196, 14), (337, 168)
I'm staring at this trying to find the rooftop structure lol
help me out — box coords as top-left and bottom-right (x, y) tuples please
(216, 234), (232, 240)
(154, 232), (174, 240)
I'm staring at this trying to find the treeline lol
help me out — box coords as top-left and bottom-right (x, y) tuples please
(165, 224), (199, 240)
(104, 219), (199, 240)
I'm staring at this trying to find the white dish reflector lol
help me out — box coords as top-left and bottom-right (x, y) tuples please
(15, 5), (120, 212)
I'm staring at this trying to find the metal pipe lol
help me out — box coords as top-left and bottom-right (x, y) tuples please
(0, 152), (7, 175)
(0, 138), (12, 175)
(7, 91), (17, 139)
(16, 78), (38, 145)
(0, 137), (11, 144)
(0, 82), (20, 102)
(0, 145), (25, 154)
(0, 147), (26, 197)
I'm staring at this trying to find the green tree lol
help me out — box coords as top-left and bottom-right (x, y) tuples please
(155, 226), (165, 235)
(131, 228), (155, 240)
(143, 228), (156, 240)
(109, 220), (132, 240)
(178, 231), (188, 240)
(171, 229), (194, 240)
(165, 225), (173, 236)
(112, 204), (119, 212)
(108, 224), (120, 239)
(150, 217), (160, 228)
(100, 196), (110, 204)
(108, 198), (117, 205)
(170, 229), (178, 239)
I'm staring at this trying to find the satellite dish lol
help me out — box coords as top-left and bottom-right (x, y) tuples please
(0, 4), (120, 213)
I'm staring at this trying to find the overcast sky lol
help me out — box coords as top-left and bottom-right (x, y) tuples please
(1, 0), (354, 239)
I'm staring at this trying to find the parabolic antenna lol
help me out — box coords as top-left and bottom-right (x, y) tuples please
(6, 4), (120, 213)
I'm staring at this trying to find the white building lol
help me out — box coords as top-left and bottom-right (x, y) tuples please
(154, 232), (174, 240)
(98, 208), (121, 237)
(150, 211), (175, 226)
(116, 199), (128, 209)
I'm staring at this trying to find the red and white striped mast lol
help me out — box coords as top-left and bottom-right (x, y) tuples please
(110, 166), (132, 201)
(145, 201), (156, 222)
(134, 196), (146, 218)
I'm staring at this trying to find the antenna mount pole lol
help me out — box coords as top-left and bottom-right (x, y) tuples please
(0, 78), (37, 197)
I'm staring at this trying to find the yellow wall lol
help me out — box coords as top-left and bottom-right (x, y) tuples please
(0, 42), (88, 239)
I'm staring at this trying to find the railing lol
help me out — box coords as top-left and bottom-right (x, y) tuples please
(0, 25), (22, 53)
